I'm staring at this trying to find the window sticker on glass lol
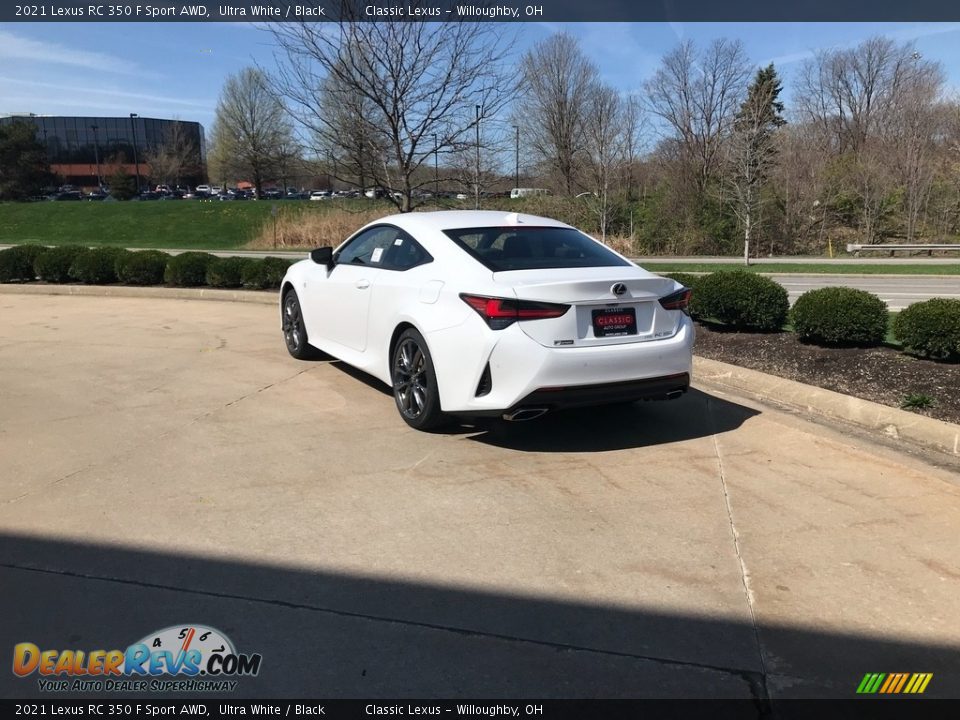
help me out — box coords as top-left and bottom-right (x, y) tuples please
(394, 238), (404, 245)
(371, 247), (384, 263)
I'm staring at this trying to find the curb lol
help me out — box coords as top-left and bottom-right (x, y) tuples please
(694, 356), (959, 458)
(0, 284), (277, 305)
(3, 284), (958, 457)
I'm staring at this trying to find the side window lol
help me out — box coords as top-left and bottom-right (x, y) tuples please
(335, 226), (398, 266)
(383, 231), (433, 271)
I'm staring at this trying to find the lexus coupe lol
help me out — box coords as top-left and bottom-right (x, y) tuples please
(280, 211), (693, 430)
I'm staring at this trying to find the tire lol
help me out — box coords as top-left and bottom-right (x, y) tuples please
(281, 289), (321, 360)
(391, 328), (445, 431)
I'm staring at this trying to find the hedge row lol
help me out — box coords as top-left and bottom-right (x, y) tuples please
(0, 246), (294, 290)
(663, 270), (960, 360)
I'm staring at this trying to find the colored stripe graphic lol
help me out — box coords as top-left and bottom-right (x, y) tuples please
(857, 672), (932, 694)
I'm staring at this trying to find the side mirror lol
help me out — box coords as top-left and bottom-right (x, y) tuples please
(310, 246), (334, 268)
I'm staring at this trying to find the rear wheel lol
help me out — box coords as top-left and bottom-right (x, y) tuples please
(281, 289), (321, 360)
(392, 328), (445, 431)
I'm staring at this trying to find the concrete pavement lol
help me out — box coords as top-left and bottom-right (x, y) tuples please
(1, 294), (958, 699)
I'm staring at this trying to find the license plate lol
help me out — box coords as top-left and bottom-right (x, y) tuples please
(592, 306), (637, 337)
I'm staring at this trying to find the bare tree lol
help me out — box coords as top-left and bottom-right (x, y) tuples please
(644, 39), (750, 198)
(143, 120), (200, 188)
(267, 10), (515, 212)
(312, 66), (389, 193)
(520, 32), (597, 196)
(582, 83), (622, 242)
(210, 67), (295, 196)
(888, 59), (945, 240)
(794, 38), (945, 242)
(619, 95), (647, 201)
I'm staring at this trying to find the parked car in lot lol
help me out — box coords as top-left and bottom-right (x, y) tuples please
(51, 191), (83, 201)
(279, 211), (694, 430)
(310, 190), (331, 201)
(196, 184), (211, 194)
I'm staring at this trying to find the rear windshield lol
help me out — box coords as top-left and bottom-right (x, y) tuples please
(442, 226), (631, 272)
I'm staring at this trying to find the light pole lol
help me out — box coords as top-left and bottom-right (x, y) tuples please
(129, 113), (141, 194)
(432, 133), (438, 196)
(90, 124), (102, 190)
(512, 124), (519, 191)
(475, 105), (481, 210)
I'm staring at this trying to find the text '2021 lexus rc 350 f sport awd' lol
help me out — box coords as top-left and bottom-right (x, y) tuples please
(280, 211), (694, 430)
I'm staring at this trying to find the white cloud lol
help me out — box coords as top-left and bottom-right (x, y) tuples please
(761, 23), (960, 67)
(0, 77), (213, 110)
(0, 29), (149, 76)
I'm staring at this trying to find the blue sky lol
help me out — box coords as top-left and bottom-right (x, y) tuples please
(3, 21), (960, 135)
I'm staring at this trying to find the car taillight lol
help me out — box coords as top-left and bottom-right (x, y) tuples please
(659, 287), (692, 315)
(460, 294), (570, 330)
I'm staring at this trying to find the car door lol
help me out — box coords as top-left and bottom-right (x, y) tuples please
(312, 225), (400, 353)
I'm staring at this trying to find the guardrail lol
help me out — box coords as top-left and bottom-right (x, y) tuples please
(846, 243), (960, 257)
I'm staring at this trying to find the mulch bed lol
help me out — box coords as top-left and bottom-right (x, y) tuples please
(693, 322), (960, 425)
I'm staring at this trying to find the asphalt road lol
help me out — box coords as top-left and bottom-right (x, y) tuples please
(1, 294), (959, 699)
(766, 274), (960, 310)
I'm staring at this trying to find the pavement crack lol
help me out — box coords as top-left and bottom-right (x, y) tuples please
(2, 466), (90, 506)
(2, 560), (763, 694)
(707, 397), (772, 713)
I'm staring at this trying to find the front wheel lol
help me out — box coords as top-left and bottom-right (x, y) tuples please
(281, 289), (321, 360)
(392, 328), (445, 431)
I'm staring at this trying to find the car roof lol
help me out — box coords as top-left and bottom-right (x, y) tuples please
(379, 210), (573, 234)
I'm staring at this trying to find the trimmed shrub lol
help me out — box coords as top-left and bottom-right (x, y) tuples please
(893, 298), (960, 360)
(0, 244), (46, 282)
(790, 287), (888, 347)
(242, 257), (294, 290)
(206, 256), (254, 288)
(164, 251), (217, 287)
(694, 270), (789, 331)
(34, 245), (88, 283)
(116, 250), (170, 285)
(70, 247), (130, 284)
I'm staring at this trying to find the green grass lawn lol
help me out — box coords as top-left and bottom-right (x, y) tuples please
(643, 262), (960, 275)
(0, 201), (306, 250)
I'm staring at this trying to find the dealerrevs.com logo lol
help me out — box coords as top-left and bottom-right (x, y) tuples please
(13, 625), (262, 693)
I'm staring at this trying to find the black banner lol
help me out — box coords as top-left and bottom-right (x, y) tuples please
(4, 700), (960, 720)
(6, 0), (960, 23)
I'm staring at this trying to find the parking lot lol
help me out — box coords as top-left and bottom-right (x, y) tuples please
(1, 294), (959, 699)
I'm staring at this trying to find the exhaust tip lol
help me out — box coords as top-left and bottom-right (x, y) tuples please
(502, 407), (549, 422)
(665, 389), (685, 400)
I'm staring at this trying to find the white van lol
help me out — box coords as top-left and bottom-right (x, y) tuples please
(510, 188), (550, 199)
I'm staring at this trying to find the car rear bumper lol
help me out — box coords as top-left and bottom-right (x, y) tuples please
(427, 314), (694, 414)
(466, 372), (690, 417)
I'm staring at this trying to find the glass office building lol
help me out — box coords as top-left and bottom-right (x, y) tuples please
(0, 114), (207, 189)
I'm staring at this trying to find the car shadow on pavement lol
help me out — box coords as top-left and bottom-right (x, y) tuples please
(464, 390), (759, 452)
(1, 533), (957, 704)
(323, 358), (760, 450)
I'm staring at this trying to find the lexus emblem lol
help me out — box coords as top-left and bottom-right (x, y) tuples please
(611, 283), (628, 296)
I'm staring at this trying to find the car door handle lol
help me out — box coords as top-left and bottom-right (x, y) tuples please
(355, 279), (370, 289)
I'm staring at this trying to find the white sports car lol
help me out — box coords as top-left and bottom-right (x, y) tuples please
(280, 211), (694, 430)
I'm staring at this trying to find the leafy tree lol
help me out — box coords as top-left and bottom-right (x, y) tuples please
(210, 67), (295, 197)
(0, 119), (54, 200)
